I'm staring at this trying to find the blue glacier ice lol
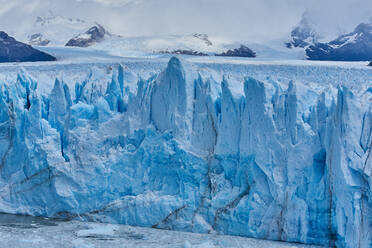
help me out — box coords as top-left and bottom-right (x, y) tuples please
(0, 57), (371, 248)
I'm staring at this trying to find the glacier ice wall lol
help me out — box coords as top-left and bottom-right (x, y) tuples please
(0, 57), (371, 248)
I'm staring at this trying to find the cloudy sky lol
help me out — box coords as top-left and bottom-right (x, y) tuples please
(0, 0), (371, 42)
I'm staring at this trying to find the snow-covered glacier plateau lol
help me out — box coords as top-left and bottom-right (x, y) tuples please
(0, 56), (370, 248)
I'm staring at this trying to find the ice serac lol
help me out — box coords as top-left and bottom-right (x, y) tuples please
(191, 75), (217, 154)
(151, 57), (187, 137)
(0, 57), (370, 248)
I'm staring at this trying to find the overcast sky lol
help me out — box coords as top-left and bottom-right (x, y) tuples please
(0, 0), (371, 42)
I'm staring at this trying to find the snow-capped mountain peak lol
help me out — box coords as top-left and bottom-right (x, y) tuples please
(65, 24), (110, 47)
(286, 13), (321, 48)
(329, 22), (372, 48)
(26, 11), (94, 46)
(306, 21), (372, 61)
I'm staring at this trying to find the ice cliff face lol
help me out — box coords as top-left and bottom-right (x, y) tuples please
(0, 58), (370, 248)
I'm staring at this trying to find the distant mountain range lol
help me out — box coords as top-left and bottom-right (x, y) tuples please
(306, 22), (372, 61)
(91, 32), (265, 58)
(287, 14), (372, 61)
(27, 11), (107, 47)
(0, 31), (56, 63)
(216, 45), (256, 57)
(13, 11), (303, 59)
(158, 45), (256, 58)
(5, 10), (372, 62)
(19, 12), (285, 58)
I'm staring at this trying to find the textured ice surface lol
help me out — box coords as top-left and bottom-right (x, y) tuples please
(0, 213), (320, 248)
(0, 56), (370, 248)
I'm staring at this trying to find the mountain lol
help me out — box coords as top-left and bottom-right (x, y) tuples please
(306, 22), (372, 61)
(216, 45), (256, 57)
(65, 24), (109, 47)
(0, 31), (56, 62)
(369, 61), (372, 66)
(90, 34), (300, 59)
(286, 13), (320, 49)
(22, 11), (296, 59)
(26, 11), (93, 46)
(28, 33), (51, 46)
(92, 33), (218, 56)
(158, 44), (256, 57)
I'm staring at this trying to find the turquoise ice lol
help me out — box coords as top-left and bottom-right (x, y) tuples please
(0, 57), (370, 248)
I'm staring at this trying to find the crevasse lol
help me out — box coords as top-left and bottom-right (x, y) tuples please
(0, 57), (371, 248)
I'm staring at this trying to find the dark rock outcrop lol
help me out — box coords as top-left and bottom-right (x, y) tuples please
(65, 24), (107, 47)
(159, 49), (208, 56)
(192, 33), (213, 46)
(216, 45), (256, 58)
(368, 61), (372, 66)
(0, 31), (56, 63)
(306, 22), (372, 61)
(28, 33), (51, 46)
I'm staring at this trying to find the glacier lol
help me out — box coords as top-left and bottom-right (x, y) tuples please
(0, 56), (370, 248)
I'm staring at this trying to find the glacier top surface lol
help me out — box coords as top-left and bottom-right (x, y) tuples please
(0, 48), (370, 132)
(0, 46), (370, 99)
